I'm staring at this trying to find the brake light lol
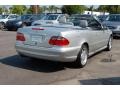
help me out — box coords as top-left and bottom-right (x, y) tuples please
(32, 28), (44, 30)
(49, 36), (69, 46)
(16, 33), (25, 41)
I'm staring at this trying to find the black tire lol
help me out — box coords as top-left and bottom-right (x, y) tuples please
(74, 44), (88, 68)
(106, 36), (112, 51)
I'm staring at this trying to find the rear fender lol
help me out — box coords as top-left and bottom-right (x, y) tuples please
(78, 39), (89, 52)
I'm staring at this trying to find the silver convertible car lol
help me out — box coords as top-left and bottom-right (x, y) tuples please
(15, 15), (112, 67)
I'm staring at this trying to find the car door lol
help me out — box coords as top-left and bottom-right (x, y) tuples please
(88, 17), (107, 51)
(85, 28), (99, 53)
(101, 25), (110, 47)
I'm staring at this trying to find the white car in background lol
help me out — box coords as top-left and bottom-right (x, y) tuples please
(0, 14), (18, 30)
(32, 14), (69, 26)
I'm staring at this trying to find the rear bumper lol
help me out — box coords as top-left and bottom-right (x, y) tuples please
(15, 45), (80, 62)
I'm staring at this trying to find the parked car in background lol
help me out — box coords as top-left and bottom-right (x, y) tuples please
(0, 14), (18, 30)
(15, 15), (112, 68)
(98, 15), (108, 22)
(5, 14), (44, 31)
(32, 14), (68, 26)
(103, 14), (120, 38)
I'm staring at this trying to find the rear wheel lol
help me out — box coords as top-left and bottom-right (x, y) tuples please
(74, 44), (88, 68)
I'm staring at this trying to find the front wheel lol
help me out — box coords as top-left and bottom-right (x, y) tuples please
(74, 44), (88, 68)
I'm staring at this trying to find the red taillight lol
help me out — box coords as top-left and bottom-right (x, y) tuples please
(49, 36), (69, 46)
(32, 28), (44, 30)
(16, 33), (25, 41)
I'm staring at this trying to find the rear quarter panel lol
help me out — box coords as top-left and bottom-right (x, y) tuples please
(60, 29), (96, 54)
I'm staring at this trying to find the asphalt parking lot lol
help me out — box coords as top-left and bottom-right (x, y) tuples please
(0, 30), (120, 85)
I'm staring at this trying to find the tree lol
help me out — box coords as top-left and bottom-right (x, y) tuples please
(47, 5), (61, 13)
(27, 6), (33, 14)
(61, 5), (86, 15)
(11, 5), (27, 15)
(42, 6), (47, 13)
(48, 5), (55, 13)
(97, 5), (120, 14)
(9, 7), (13, 14)
(31, 5), (39, 14)
(54, 6), (60, 13)
(0, 7), (3, 14)
(1, 6), (9, 14)
(109, 5), (120, 14)
(88, 5), (94, 11)
(114, 6), (118, 13)
(97, 5), (108, 14)
(98, 5), (107, 12)
(88, 5), (94, 15)
(27, 5), (42, 14)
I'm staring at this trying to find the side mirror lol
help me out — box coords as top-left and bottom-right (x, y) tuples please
(79, 20), (88, 28)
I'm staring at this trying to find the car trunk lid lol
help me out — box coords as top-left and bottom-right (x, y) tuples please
(18, 25), (73, 48)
